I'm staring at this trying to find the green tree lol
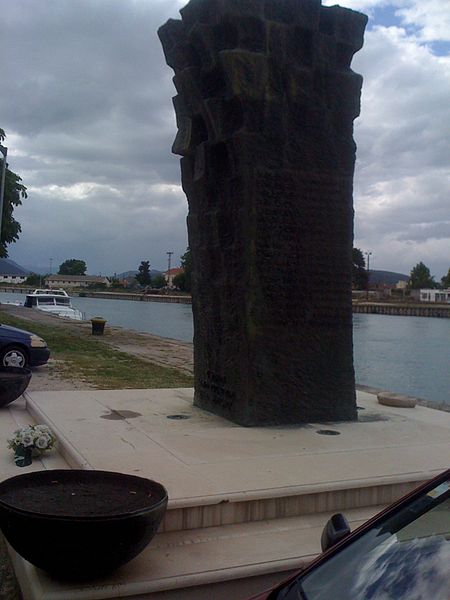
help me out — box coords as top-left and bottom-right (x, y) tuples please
(135, 260), (152, 286)
(108, 276), (125, 290)
(24, 273), (43, 286)
(180, 247), (192, 292)
(151, 274), (166, 289)
(441, 268), (450, 288)
(172, 271), (186, 291)
(58, 259), (87, 275)
(408, 262), (435, 289)
(87, 282), (107, 290)
(352, 248), (368, 290)
(0, 128), (27, 257)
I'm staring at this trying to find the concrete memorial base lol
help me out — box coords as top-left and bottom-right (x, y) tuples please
(1, 388), (449, 599)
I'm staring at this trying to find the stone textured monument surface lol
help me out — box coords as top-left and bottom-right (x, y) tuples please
(159, 0), (367, 425)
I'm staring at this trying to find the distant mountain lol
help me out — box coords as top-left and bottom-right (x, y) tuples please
(117, 269), (163, 280)
(369, 270), (409, 285)
(117, 270), (137, 280)
(21, 264), (48, 275)
(120, 269), (407, 285)
(0, 258), (30, 275)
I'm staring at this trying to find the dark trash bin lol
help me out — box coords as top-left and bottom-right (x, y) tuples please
(90, 317), (106, 336)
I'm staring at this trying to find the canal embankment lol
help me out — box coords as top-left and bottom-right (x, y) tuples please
(0, 287), (192, 304)
(3, 287), (449, 316)
(78, 291), (192, 303)
(353, 301), (450, 318)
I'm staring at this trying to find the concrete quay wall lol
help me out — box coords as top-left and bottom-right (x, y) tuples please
(353, 302), (450, 318)
(79, 291), (192, 304)
(0, 287), (192, 304)
(1, 288), (448, 314)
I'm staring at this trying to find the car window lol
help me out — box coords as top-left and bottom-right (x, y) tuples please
(276, 478), (450, 600)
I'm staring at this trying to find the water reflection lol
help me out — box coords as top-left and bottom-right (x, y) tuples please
(1, 292), (449, 405)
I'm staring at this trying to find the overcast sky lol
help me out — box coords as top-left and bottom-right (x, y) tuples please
(1, 0), (449, 279)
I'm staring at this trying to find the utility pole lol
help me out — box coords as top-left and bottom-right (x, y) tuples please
(49, 258), (53, 275)
(365, 251), (372, 299)
(166, 251), (173, 287)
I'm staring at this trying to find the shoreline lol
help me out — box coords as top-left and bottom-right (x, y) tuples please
(2, 288), (450, 317)
(355, 384), (450, 414)
(0, 304), (193, 392)
(1, 303), (448, 411)
(353, 301), (450, 319)
(0, 287), (192, 304)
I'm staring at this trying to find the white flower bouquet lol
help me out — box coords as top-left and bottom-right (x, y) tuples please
(8, 424), (56, 467)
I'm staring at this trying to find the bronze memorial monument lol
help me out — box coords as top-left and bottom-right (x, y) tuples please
(159, 0), (367, 425)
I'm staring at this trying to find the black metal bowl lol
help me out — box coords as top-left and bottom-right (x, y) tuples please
(0, 469), (168, 579)
(0, 367), (32, 408)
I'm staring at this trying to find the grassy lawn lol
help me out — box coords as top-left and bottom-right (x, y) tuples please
(0, 313), (194, 389)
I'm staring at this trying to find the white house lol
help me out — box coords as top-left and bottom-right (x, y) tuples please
(0, 258), (29, 284)
(45, 275), (110, 288)
(164, 267), (183, 288)
(419, 289), (450, 303)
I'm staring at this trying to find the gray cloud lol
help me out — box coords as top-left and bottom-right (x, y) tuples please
(2, 0), (186, 272)
(351, 21), (450, 277)
(1, 0), (449, 278)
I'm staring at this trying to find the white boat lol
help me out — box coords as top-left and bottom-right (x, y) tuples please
(24, 289), (84, 320)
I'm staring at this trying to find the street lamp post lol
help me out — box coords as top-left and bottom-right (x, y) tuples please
(365, 251), (372, 299)
(0, 144), (8, 245)
(166, 251), (173, 287)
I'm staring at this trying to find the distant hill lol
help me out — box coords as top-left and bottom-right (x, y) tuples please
(120, 269), (407, 286)
(369, 270), (409, 285)
(117, 270), (138, 280)
(117, 269), (163, 280)
(21, 264), (48, 275)
(3, 262), (407, 287)
(0, 258), (30, 275)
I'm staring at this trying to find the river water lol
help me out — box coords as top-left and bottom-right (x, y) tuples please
(1, 292), (449, 406)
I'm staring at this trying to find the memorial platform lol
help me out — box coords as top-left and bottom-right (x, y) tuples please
(1, 388), (449, 600)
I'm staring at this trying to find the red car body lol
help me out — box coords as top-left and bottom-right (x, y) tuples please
(248, 467), (450, 600)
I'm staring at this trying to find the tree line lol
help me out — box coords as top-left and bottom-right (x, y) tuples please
(134, 248), (191, 292)
(353, 248), (450, 290)
(409, 262), (450, 290)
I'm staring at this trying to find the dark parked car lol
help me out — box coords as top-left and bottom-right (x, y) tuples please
(249, 467), (450, 600)
(0, 324), (50, 368)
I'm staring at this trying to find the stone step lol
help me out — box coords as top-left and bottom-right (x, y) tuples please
(24, 390), (434, 533)
(8, 505), (382, 600)
(160, 475), (421, 533)
(6, 388), (449, 600)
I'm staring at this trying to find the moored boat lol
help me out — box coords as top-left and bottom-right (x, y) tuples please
(23, 289), (84, 320)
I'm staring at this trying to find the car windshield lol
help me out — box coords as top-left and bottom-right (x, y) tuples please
(277, 477), (450, 600)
